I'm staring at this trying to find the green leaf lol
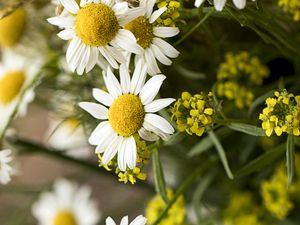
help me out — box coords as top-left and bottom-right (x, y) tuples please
(175, 66), (206, 80)
(188, 128), (232, 157)
(235, 143), (285, 177)
(286, 134), (295, 186)
(227, 122), (266, 136)
(152, 148), (169, 204)
(208, 131), (234, 179)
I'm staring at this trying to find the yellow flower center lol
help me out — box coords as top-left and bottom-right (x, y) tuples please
(108, 94), (145, 137)
(0, 8), (27, 48)
(75, 3), (119, 47)
(53, 211), (77, 225)
(125, 16), (154, 49)
(0, 71), (25, 104)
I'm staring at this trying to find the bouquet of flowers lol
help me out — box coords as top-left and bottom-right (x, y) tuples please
(1, 0), (300, 224)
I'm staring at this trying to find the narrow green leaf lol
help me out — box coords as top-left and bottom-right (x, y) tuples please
(175, 66), (206, 80)
(227, 122), (266, 136)
(152, 148), (169, 204)
(286, 134), (295, 186)
(208, 131), (234, 179)
(235, 143), (285, 177)
(188, 128), (232, 157)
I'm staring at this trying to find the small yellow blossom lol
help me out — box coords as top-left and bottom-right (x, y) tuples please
(278, 0), (300, 21)
(217, 52), (269, 109)
(146, 189), (185, 225)
(259, 90), (300, 137)
(172, 91), (216, 136)
(155, 0), (181, 27)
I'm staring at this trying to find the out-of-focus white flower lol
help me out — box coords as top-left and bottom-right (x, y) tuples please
(47, 118), (90, 159)
(47, 0), (144, 75)
(32, 178), (101, 225)
(0, 149), (14, 185)
(194, 0), (247, 11)
(125, 0), (180, 75)
(79, 61), (175, 171)
(0, 50), (42, 136)
(106, 215), (147, 225)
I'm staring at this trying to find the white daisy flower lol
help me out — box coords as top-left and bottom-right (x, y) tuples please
(32, 178), (101, 225)
(0, 50), (41, 137)
(106, 215), (147, 225)
(47, 118), (90, 159)
(194, 0), (246, 11)
(0, 149), (14, 185)
(79, 61), (175, 171)
(47, 0), (144, 75)
(125, 0), (180, 75)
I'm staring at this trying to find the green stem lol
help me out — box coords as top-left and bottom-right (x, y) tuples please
(151, 158), (216, 225)
(174, 9), (214, 46)
(8, 137), (154, 192)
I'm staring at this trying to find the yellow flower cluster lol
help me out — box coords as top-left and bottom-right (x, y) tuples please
(261, 166), (294, 219)
(146, 189), (185, 225)
(217, 52), (269, 109)
(98, 135), (150, 184)
(172, 91), (215, 136)
(259, 90), (300, 137)
(278, 0), (300, 21)
(156, 0), (181, 27)
(223, 192), (263, 225)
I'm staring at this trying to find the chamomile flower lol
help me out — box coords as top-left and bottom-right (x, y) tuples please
(32, 178), (101, 225)
(125, 0), (180, 75)
(79, 61), (175, 171)
(0, 50), (41, 136)
(47, 118), (90, 159)
(106, 215), (147, 225)
(194, 0), (247, 11)
(47, 0), (144, 75)
(0, 149), (14, 185)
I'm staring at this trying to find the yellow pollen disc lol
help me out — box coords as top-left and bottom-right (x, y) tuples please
(75, 3), (119, 47)
(53, 211), (77, 225)
(125, 16), (154, 49)
(0, 8), (27, 48)
(0, 71), (25, 104)
(108, 94), (145, 137)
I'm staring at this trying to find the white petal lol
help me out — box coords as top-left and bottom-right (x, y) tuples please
(139, 75), (166, 105)
(138, 127), (159, 142)
(106, 217), (117, 225)
(144, 49), (160, 75)
(66, 37), (83, 72)
(151, 44), (172, 65)
(120, 64), (131, 94)
(125, 136), (136, 170)
(57, 29), (76, 40)
(120, 216), (129, 225)
(102, 136), (121, 164)
(60, 0), (79, 14)
(47, 16), (75, 28)
(214, 0), (226, 11)
(233, 0), (246, 9)
(130, 215), (147, 225)
(79, 102), (108, 119)
(194, 0), (205, 7)
(111, 29), (143, 55)
(93, 88), (114, 106)
(103, 67), (122, 99)
(145, 98), (175, 112)
(144, 113), (174, 134)
(86, 47), (99, 73)
(98, 47), (119, 69)
(118, 139), (127, 172)
(117, 7), (145, 26)
(77, 45), (91, 75)
(149, 7), (167, 24)
(153, 38), (179, 58)
(144, 0), (156, 18)
(95, 127), (117, 153)
(153, 27), (179, 38)
(130, 59), (147, 95)
(89, 121), (110, 145)
(112, 2), (128, 16)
